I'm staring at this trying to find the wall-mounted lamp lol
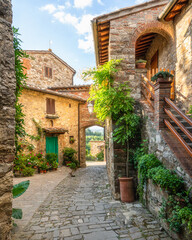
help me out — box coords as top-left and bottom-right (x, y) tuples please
(87, 102), (94, 114)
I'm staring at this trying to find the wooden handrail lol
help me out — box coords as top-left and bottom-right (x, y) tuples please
(165, 97), (192, 126)
(141, 81), (155, 99)
(142, 74), (155, 90)
(164, 108), (192, 142)
(164, 119), (192, 157)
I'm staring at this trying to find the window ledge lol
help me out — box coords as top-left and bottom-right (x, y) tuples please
(45, 114), (59, 119)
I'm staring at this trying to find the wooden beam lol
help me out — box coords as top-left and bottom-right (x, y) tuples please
(98, 24), (110, 31)
(98, 30), (109, 37)
(137, 34), (156, 42)
(100, 36), (109, 42)
(99, 40), (109, 46)
(136, 45), (151, 51)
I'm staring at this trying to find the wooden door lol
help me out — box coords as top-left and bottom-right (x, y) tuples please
(151, 51), (158, 77)
(46, 136), (58, 162)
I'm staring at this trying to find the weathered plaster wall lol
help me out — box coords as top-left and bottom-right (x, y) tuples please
(174, 1), (192, 110)
(90, 141), (104, 157)
(22, 51), (75, 89)
(19, 89), (80, 165)
(0, 0), (15, 239)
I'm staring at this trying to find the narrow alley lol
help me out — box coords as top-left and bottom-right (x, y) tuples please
(12, 163), (171, 240)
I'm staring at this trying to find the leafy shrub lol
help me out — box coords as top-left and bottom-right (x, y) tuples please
(138, 154), (162, 183)
(96, 150), (104, 161)
(148, 166), (184, 194)
(136, 59), (147, 63)
(46, 153), (58, 169)
(151, 71), (174, 82)
(22, 167), (35, 177)
(67, 162), (77, 169)
(63, 147), (77, 165)
(86, 154), (96, 161)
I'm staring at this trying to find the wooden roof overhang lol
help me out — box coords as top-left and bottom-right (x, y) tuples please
(92, 20), (110, 66)
(159, 0), (189, 21)
(135, 33), (157, 59)
(43, 128), (68, 134)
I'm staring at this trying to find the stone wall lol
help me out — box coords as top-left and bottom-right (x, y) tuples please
(22, 50), (75, 89)
(0, 0), (15, 239)
(146, 34), (176, 71)
(19, 89), (80, 165)
(142, 103), (192, 188)
(143, 180), (192, 240)
(174, 1), (192, 110)
(90, 141), (104, 157)
(108, 0), (173, 100)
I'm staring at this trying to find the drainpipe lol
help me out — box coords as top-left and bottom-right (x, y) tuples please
(91, 19), (100, 66)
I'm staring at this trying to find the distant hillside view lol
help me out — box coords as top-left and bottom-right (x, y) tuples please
(86, 127), (104, 161)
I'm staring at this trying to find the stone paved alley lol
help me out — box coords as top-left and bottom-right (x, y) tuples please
(12, 162), (171, 240)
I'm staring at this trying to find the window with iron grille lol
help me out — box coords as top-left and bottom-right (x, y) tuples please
(45, 67), (52, 78)
(46, 98), (55, 114)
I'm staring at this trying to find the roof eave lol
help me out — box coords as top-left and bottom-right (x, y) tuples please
(158, 0), (178, 21)
(92, 19), (100, 66)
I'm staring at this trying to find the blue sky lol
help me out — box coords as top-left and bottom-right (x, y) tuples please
(12, 0), (147, 85)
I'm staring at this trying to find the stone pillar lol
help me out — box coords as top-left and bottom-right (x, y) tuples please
(0, 1), (16, 239)
(154, 78), (173, 130)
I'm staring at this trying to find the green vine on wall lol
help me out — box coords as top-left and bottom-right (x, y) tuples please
(82, 59), (140, 145)
(29, 118), (43, 141)
(13, 27), (29, 155)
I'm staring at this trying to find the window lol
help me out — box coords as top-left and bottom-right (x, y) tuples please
(45, 67), (52, 78)
(46, 98), (55, 114)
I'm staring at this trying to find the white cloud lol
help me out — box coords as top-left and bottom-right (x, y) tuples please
(40, 3), (95, 53)
(40, 4), (56, 14)
(65, 1), (71, 8)
(58, 5), (65, 10)
(97, 0), (104, 6)
(78, 33), (94, 53)
(135, 0), (147, 4)
(53, 11), (78, 26)
(76, 14), (93, 35)
(74, 0), (92, 9)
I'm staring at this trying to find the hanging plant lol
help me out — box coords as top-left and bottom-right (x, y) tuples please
(151, 71), (174, 82)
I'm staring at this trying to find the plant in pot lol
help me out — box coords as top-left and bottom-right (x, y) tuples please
(62, 147), (77, 166)
(82, 59), (141, 203)
(69, 136), (75, 144)
(151, 71), (174, 82)
(136, 59), (147, 69)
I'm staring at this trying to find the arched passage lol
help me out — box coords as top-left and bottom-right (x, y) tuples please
(79, 122), (104, 167)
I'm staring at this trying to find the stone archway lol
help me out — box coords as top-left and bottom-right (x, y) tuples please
(79, 122), (104, 167)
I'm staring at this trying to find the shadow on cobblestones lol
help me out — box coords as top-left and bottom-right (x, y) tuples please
(12, 164), (171, 240)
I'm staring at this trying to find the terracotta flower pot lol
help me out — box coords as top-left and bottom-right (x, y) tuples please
(136, 62), (146, 69)
(119, 177), (135, 203)
(40, 170), (44, 174)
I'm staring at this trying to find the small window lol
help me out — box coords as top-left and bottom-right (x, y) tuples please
(46, 98), (55, 114)
(45, 67), (52, 78)
(69, 104), (71, 108)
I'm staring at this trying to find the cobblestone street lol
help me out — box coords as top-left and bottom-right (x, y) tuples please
(12, 163), (171, 240)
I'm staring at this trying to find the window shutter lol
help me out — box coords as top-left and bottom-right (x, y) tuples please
(49, 68), (52, 78)
(51, 99), (55, 114)
(45, 67), (48, 77)
(46, 98), (55, 114)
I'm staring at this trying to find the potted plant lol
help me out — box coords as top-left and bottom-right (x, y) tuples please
(69, 136), (75, 144)
(136, 59), (147, 69)
(151, 71), (174, 82)
(52, 162), (58, 170)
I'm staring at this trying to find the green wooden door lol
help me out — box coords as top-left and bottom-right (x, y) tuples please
(46, 136), (58, 162)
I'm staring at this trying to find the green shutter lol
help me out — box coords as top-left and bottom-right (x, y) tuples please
(46, 136), (58, 162)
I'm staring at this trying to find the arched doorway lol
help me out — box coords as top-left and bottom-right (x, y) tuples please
(135, 30), (175, 86)
(79, 123), (104, 167)
(85, 126), (105, 162)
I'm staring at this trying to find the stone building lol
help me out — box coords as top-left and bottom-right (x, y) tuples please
(90, 140), (105, 157)
(92, 0), (192, 238)
(0, 1), (16, 239)
(21, 53), (99, 167)
(23, 50), (76, 88)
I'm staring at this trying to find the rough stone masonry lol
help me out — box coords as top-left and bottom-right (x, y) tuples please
(0, 0), (16, 239)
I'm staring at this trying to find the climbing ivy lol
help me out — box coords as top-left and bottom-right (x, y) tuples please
(13, 27), (28, 155)
(82, 59), (140, 145)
